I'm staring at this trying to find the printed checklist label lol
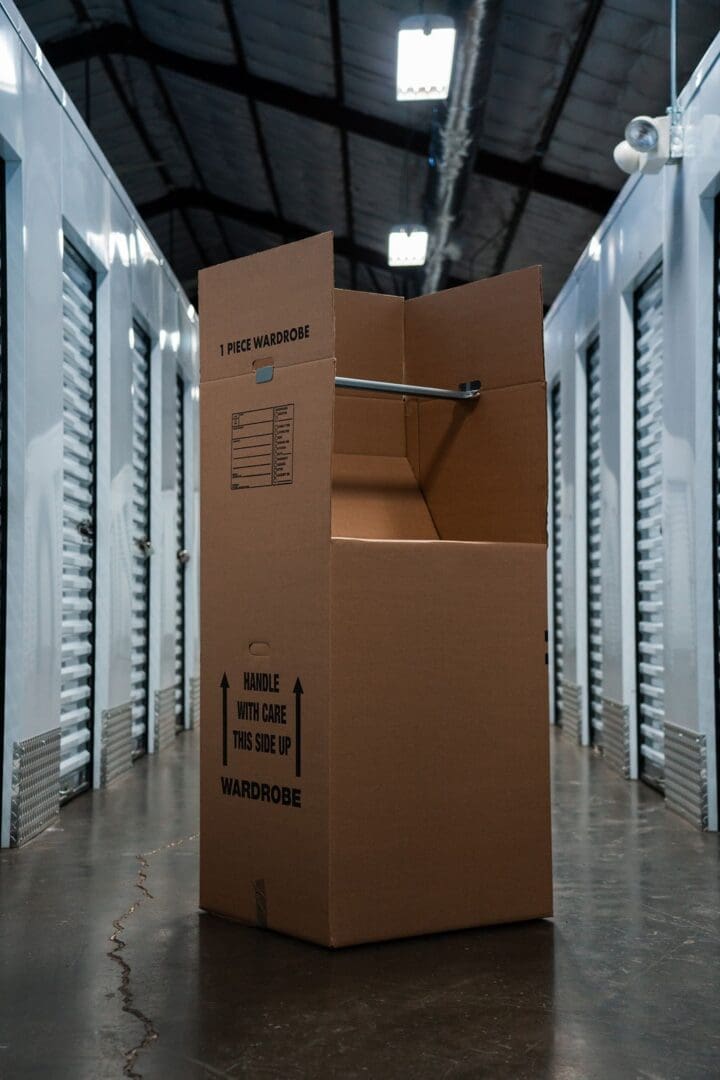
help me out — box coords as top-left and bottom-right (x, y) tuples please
(231, 404), (294, 490)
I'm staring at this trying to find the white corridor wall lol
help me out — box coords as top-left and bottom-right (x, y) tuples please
(545, 30), (720, 831)
(0, 0), (200, 846)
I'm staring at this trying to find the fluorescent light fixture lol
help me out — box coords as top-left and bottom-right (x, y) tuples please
(396, 15), (456, 101)
(388, 225), (429, 267)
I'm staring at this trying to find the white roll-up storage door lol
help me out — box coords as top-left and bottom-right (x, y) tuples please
(586, 337), (603, 746)
(551, 381), (563, 725)
(131, 324), (152, 757)
(174, 374), (186, 731)
(634, 264), (665, 789)
(60, 241), (96, 800)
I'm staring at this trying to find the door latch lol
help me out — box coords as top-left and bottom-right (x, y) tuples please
(135, 537), (154, 557)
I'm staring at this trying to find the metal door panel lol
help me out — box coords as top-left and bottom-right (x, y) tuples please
(586, 337), (603, 745)
(130, 324), (151, 756)
(634, 264), (665, 788)
(175, 374), (186, 731)
(551, 381), (563, 725)
(60, 241), (96, 800)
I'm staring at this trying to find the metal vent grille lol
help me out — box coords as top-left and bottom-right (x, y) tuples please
(130, 323), (151, 758)
(550, 380), (563, 725)
(100, 703), (133, 787)
(562, 681), (582, 743)
(602, 698), (630, 778)
(60, 241), (96, 802)
(154, 686), (176, 752)
(10, 730), (60, 846)
(664, 722), (707, 830)
(633, 264), (665, 789)
(586, 336), (603, 747)
(174, 374), (186, 731)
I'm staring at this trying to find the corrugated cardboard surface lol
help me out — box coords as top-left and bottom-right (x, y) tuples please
(199, 232), (335, 384)
(331, 454), (438, 540)
(199, 357), (335, 944)
(415, 383), (548, 543)
(200, 234), (551, 947)
(404, 266), (544, 392)
(329, 539), (552, 947)
(333, 288), (406, 458)
(334, 288), (404, 383)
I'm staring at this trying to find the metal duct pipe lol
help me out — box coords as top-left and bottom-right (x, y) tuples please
(420, 0), (498, 294)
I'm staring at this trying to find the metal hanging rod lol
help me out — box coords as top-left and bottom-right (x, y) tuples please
(335, 376), (481, 401)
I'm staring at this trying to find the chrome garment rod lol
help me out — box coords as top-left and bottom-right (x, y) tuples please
(335, 376), (481, 401)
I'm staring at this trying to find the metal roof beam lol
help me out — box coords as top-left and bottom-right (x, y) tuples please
(492, 0), (605, 274)
(137, 186), (467, 287)
(121, 0), (234, 262)
(219, 0), (285, 230)
(43, 23), (615, 215)
(328, 0), (356, 288)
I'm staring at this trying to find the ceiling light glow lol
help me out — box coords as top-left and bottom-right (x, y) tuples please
(396, 15), (456, 101)
(388, 225), (429, 267)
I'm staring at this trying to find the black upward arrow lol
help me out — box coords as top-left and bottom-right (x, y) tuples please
(220, 672), (229, 767)
(293, 678), (303, 778)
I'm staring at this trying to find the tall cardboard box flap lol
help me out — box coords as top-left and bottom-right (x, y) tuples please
(199, 235), (336, 944)
(404, 267), (547, 543)
(199, 231), (335, 383)
(404, 265), (544, 392)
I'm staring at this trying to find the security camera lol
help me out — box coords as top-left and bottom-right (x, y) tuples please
(613, 114), (680, 176)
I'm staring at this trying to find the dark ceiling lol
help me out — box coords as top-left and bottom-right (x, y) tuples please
(17, 0), (720, 303)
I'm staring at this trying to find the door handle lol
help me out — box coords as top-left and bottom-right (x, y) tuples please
(177, 548), (190, 565)
(135, 537), (154, 557)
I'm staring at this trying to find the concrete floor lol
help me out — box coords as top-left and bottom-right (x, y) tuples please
(1, 730), (719, 1080)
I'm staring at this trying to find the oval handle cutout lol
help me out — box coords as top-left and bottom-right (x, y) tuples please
(249, 641), (271, 657)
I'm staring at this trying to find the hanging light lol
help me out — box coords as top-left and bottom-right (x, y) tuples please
(396, 15), (456, 101)
(625, 116), (660, 153)
(388, 226), (429, 267)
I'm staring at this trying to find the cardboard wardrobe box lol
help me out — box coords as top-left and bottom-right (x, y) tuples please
(198, 232), (552, 948)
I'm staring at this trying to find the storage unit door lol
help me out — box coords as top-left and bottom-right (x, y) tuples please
(715, 199), (720, 808)
(0, 165), (5, 797)
(60, 242), (96, 800)
(634, 265), (665, 789)
(587, 338), (603, 746)
(131, 324), (152, 757)
(551, 381), (563, 725)
(174, 374), (186, 731)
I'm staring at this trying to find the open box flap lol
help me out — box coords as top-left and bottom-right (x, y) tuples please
(404, 265), (547, 544)
(199, 232), (335, 383)
(404, 266), (544, 393)
(333, 289), (406, 457)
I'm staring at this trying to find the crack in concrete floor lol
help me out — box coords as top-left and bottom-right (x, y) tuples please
(107, 834), (198, 1079)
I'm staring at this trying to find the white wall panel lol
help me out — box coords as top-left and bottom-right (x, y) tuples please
(545, 31), (720, 829)
(0, 0), (199, 845)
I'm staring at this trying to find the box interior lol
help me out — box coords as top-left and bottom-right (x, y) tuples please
(331, 286), (546, 545)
